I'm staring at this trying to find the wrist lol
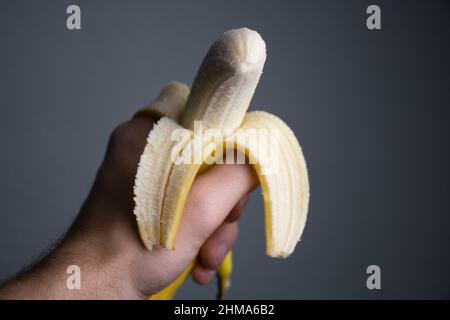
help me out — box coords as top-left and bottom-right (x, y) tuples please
(52, 232), (143, 299)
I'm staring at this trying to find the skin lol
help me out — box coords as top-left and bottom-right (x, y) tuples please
(0, 114), (257, 299)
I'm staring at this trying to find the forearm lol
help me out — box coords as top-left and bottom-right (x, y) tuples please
(0, 218), (140, 300)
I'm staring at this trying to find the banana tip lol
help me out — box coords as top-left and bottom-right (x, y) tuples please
(220, 27), (267, 68)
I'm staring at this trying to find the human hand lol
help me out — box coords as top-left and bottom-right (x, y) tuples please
(0, 112), (257, 300)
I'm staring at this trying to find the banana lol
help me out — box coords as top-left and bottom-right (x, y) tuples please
(133, 28), (310, 299)
(180, 28), (266, 132)
(217, 251), (233, 299)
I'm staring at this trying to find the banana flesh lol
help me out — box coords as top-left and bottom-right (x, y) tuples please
(133, 28), (310, 298)
(181, 28), (266, 132)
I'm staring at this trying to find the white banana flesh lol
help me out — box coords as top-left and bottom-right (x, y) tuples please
(181, 28), (266, 133)
(133, 27), (310, 295)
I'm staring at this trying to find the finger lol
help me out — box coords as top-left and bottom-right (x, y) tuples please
(225, 193), (251, 223)
(181, 164), (258, 244)
(192, 264), (215, 286)
(199, 222), (238, 271)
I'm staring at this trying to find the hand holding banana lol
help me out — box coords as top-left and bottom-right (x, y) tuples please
(0, 28), (309, 300)
(134, 28), (310, 299)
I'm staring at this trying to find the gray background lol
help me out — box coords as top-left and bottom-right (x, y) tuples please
(1, 0), (449, 299)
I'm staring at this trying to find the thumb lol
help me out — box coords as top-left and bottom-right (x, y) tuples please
(178, 163), (258, 248)
(139, 163), (258, 294)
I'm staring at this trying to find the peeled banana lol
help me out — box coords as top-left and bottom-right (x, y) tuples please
(133, 28), (310, 299)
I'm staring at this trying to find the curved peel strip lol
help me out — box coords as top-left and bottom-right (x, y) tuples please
(134, 117), (192, 249)
(160, 137), (217, 248)
(234, 111), (310, 257)
(134, 81), (190, 121)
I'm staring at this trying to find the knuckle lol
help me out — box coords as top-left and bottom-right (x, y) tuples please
(109, 121), (136, 147)
(108, 119), (151, 155)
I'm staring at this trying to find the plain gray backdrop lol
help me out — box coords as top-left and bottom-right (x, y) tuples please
(1, 0), (449, 299)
